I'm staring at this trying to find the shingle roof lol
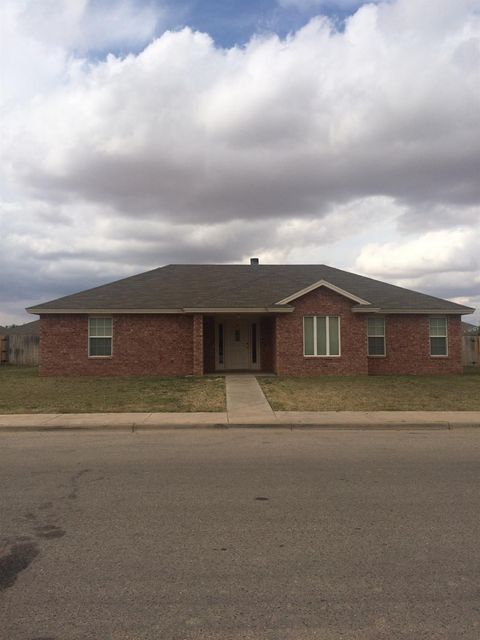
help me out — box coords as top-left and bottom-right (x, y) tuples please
(462, 321), (479, 334)
(27, 264), (474, 314)
(5, 320), (40, 335)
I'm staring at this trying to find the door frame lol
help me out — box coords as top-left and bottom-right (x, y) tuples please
(214, 316), (261, 371)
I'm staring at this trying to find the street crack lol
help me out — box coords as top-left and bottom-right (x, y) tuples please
(34, 524), (66, 540)
(67, 468), (91, 500)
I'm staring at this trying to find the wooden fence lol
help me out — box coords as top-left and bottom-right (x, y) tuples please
(463, 335), (480, 366)
(0, 335), (40, 366)
(0, 336), (7, 364)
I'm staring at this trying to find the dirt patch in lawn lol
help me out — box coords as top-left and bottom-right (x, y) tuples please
(0, 366), (225, 413)
(259, 370), (480, 411)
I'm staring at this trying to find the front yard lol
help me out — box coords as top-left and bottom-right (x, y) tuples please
(2, 366), (479, 414)
(0, 366), (225, 413)
(258, 368), (480, 411)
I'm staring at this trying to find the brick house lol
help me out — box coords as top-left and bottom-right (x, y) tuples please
(27, 261), (474, 376)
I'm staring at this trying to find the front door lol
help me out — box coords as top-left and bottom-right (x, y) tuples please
(226, 319), (251, 369)
(216, 318), (260, 370)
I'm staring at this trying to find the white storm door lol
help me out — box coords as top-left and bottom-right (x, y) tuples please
(225, 320), (251, 369)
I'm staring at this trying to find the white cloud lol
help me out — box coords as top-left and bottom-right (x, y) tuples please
(1, 0), (480, 322)
(12, 0), (163, 54)
(4, 2), (480, 223)
(278, 0), (381, 10)
(354, 228), (480, 279)
(0, 0), (165, 107)
(354, 226), (480, 320)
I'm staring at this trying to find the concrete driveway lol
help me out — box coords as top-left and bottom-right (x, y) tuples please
(1, 429), (480, 639)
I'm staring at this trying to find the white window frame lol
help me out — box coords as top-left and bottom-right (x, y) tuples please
(429, 316), (448, 357)
(88, 316), (113, 358)
(367, 317), (386, 357)
(303, 316), (341, 358)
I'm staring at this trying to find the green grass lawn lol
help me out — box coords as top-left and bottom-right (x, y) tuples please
(0, 366), (225, 414)
(258, 368), (480, 411)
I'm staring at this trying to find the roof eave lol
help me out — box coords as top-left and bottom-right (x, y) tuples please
(27, 306), (295, 315)
(27, 308), (185, 315)
(352, 306), (475, 315)
(182, 307), (293, 313)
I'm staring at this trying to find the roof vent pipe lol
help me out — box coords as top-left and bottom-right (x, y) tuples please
(250, 257), (259, 266)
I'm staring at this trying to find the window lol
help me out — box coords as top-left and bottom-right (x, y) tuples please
(251, 322), (257, 364)
(218, 323), (224, 365)
(304, 316), (340, 356)
(429, 317), (448, 356)
(367, 317), (385, 356)
(88, 317), (112, 357)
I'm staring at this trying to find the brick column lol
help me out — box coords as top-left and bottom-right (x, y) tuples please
(272, 315), (278, 375)
(273, 315), (280, 375)
(192, 314), (204, 376)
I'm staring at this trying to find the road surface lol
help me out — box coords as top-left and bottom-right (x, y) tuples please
(1, 428), (480, 639)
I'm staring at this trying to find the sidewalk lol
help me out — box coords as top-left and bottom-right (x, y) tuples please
(1, 375), (480, 432)
(1, 411), (480, 432)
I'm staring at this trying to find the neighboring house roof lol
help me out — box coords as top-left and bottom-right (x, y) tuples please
(27, 264), (475, 315)
(2, 320), (41, 335)
(462, 321), (479, 334)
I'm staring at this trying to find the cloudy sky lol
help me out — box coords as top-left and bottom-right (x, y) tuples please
(1, 0), (479, 325)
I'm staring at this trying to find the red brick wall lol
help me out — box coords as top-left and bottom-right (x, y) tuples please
(367, 315), (463, 375)
(274, 288), (464, 376)
(192, 314), (204, 376)
(40, 314), (194, 376)
(39, 307), (464, 377)
(275, 288), (368, 376)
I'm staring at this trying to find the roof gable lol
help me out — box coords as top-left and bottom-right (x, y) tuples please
(276, 279), (371, 306)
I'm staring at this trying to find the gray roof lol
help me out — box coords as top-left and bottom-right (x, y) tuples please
(4, 320), (40, 336)
(28, 264), (474, 314)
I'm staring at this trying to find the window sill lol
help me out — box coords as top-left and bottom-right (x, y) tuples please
(303, 355), (341, 359)
(430, 355), (449, 358)
(88, 356), (113, 359)
(368, 355), (386, 358)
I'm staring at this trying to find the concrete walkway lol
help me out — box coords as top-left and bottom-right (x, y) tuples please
(226, 374), (275, 423)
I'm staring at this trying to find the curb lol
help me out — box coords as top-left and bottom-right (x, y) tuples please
(1, 422), (480, 432)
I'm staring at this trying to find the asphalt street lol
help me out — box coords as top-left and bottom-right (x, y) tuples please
(1, 428), (480, 640)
